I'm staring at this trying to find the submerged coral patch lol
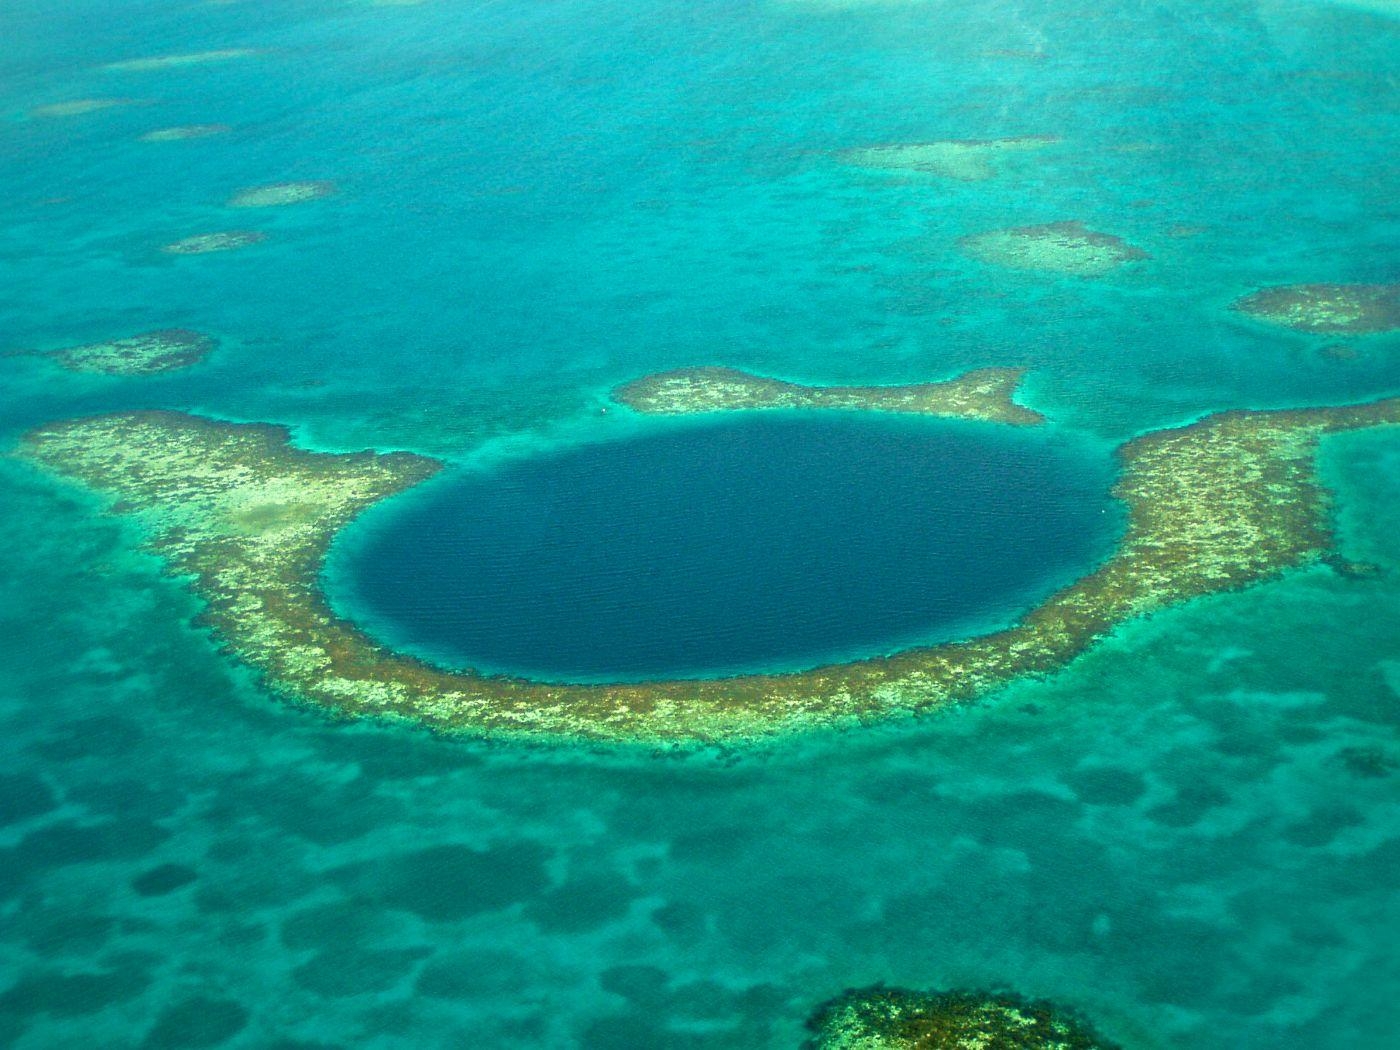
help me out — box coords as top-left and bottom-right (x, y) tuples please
(1231, 283), (1400, 334)
(840, 137), (1057, 181)
(227, 181), (337, 208)
(30, 99), (133, 118)
(807, 986), (1119, 1049)
(103, 49), (256, 73)
(26, 329), (215, 376)
(612, 367), (1043, 425)
(959, 221), (1149, 276)
(139, 124), (231, 142)
(161, 231), (267, 255)
(17, 385), (1400, 747)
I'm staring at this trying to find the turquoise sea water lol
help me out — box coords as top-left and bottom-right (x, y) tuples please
(1, 0), (1398, 1047)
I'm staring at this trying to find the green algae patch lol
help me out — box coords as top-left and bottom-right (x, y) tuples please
(22, 329), (214, 377)
(612, 367), (1044, 425)
(103, 49), (257, 73)
(1232, 283), (1400, 334)
(807, 987), (1119, 1050)
(17, 396), (1400, 747)
(227, 181), (337, 208)
(840, 137), (1057, 182)
(162, 231), (267, 255)
(140, 124), (231, 142)
(30, 99), (134, 119)
(959, 221), (1149, 276)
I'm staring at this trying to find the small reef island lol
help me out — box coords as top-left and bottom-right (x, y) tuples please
(1232, 282), (1400, 334)
(17, 363), (1400, 747)
(959, 221), (1148, 276)
(807, 986), (1118, 1050)
(611, 366), (1043, 424)
(14, 329), (214, 376)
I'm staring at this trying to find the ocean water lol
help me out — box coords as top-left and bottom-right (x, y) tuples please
(1, 0), (1398, 1048)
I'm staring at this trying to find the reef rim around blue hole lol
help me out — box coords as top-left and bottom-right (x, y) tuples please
(325, 412), (1123, 684)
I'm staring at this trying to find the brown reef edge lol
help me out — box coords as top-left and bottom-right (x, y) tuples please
(16, 370), (1400, 747)
(806, 986), (1120, 1050)
(611, 366), (1043, 424)
(1231, 282), (1400, 334)
(12, 329), (215, 376)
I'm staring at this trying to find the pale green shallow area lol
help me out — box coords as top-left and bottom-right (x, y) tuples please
(3, 435), (1398, 1047)
(0, 0), (1398, 1046)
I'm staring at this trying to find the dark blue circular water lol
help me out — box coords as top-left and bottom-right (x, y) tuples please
(332, 414), (1119, 682)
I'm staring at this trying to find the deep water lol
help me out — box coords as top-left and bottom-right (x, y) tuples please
(331, 414), (1119, 680)
(1, 0), (1398, 1048)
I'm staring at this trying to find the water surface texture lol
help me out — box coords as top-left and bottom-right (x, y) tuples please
(334, 415), (1117, 680)
(1, 0), (1398, 1048)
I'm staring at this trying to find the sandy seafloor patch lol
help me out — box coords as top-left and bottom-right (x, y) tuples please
(0, 0), (1397, 1046)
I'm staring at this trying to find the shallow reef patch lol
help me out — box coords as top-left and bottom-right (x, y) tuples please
(139, 124), (231, 142)
(131, 862), (198, 897)
(291, 947), (430, 998)
(103, 49), (257, 73)
(839, 137), (1057, 181)
(30, 99), (134, 118)
(1334, 745), (1397, 778)
(227, 181), (337, 208)
(806, 986), (1120, 1049)
(161, 231), (267, 255)
(141, 994), (248, 1049)
(0, 773), (58, 827)
(356, 842), (554, 922)
(0, 968), (152, 1023)
(16, 329), (215, 376)
(611, 366), (1043, 425)
(958, 221), (1149, 276)
(1231, 283), (1400, 334)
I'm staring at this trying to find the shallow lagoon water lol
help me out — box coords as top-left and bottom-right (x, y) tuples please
(331, 414), (1119, 681)
(1, 0), (1398, 1047)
